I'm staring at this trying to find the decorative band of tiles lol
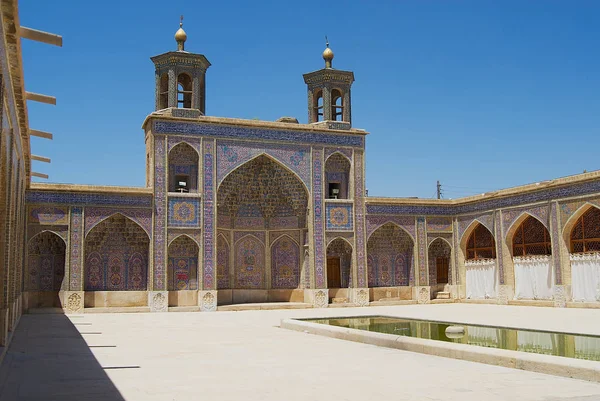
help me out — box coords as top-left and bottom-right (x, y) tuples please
(26, 191), (152, 207)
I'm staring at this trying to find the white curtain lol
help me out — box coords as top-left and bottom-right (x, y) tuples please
(466, 259), (498, 299)
(574, 336), (600, 360)
(513, 255), (553, 300)
(571, 253), (600, 302)
(466, 326), (499, 347)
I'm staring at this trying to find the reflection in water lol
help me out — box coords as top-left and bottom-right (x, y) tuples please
(306, 316), (600, 361)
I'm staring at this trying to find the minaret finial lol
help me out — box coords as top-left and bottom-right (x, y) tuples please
(322, 36), (334, 68)
(175, 15), (187, 51)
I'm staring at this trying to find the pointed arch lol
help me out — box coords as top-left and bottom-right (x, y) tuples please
(325, 150), (351, 165)
(565, 203), (600, 253)
(271, 234), (301, 289)
(217, 152), (310, 194)
(462, 221), (496, 260)
(168, 140), (202, 157)
(26, 230), (66, 291)
(507, 214), (552, 257)
(367, 220), (415, 242)
(84, 213), (149, 291)
(168, 233), (200, 248)
(85, 211), (152, 240)
(327, 237), (353, 288)
(217, 233), (230, 289)
(428, 237), (452, 285)
(367, 222), (414, 287)
(324, 152), (351, 199)
(167, 234), (199, 291)
(29, 229), (67, 247)
(169, 141), (199, 193)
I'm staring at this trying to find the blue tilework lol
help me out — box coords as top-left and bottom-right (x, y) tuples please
(326, 203), (353, 231)
(26, 191), (152, 207)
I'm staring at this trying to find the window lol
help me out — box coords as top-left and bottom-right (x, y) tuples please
(466, 224), (496, 260)
(570, 207), (600, 253)
(177, 73), (192, 108)
(159, 73), (168, 109)
(313, 90), (323, 122)
(331, 89), (343, 121)
(512, 216), (551, 256)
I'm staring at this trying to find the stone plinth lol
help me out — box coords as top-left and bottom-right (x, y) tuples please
(63, 291), (84, 314)
(199, 290), (217, 311)
(413, 286), (431, 304)
(498, 285), (514, 305)
(149, 291), (168, 312)
(305, 289), (328, 308)
(553, 285), (570, 308)
(350, 288), (369, 306)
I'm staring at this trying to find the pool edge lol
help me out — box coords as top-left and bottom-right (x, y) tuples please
(280, 318), (600, 383)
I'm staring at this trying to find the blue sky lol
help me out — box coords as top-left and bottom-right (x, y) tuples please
(20, 1), (600, 199)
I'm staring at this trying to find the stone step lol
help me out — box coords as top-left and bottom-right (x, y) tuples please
(435, 292), (451, 299)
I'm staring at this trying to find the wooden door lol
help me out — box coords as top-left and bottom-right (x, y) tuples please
(327, 257), (341, 288)
(436, 257), (449, 284)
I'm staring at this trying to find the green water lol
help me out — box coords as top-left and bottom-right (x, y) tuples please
(306, 316), (600, 361)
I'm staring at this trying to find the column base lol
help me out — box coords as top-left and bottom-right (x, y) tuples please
(198, 290), (217, 311)
(0, 309), (7, 346)
(498, 285), (514, 305)
(304, 289), (328, 308)
(63, 291), (84, 314)
(350, 288), (369, 307)
(553, 285), (570, 308)
(413, 286), (431, 304)
(148, 291), (168, 312)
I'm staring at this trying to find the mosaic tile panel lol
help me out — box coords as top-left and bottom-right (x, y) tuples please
(154, 121), (365, 147)
(313, 148), (325, 288)
(326, 203), (353, 231)
(501, 204), (549, 232)
(167, 231), (202, 247)
(234, 234), (265, 289)
(216, 234), (230, 289)
(427, 232), (453, 246)
(326, 231), (354, 247)
(495, 210), (504, 285)
(550, 202), (562, 285)
(417, 217), (427, 285)
(234, 231), (266, 245)
(559, 197), (600, 225)
(85, 207), (153, 238)
(202, 140), (216, 290)
(28, 206), (68, 225)
(26, 191), (152, 207)
(367, 223), (413, 287)
(69, 207), (83, 291)
(426, 216), (452, 232)
(153, 136), (167, 290)
(269, 230), (302, 245)
(354, 151), (367, 288)
(324, 147), (353, 161)
(27, 225), (68, 243)
(366, 215), (416, 240)
(271, 236), (300, 289)
(168, 198), (200, 227)
(216, 141), (310, 187)
(167, 136), (202, 153)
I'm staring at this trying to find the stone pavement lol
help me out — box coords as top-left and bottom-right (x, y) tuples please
(2, 304), (600, 400)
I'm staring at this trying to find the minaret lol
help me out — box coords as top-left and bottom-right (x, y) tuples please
(150, 17), (211, 113)
(302, 38), (355, 126)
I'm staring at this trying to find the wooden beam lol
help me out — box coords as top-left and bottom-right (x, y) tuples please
(19, 27), (62, 47)
(29, 129), (53, 139)
(31, 155), (51, 163)
(26, 92), (56, 105)
(31, 172), (49, 179)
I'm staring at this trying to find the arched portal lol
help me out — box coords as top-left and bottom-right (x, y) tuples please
(367, 223), (414, 288)
(325, 153), (350, 199)
(84, 214), (149, 291)
(326, 238), (352, 290)
(569, 206), (600, 301)
(428, 238), (451, 287)
(26, 231), (66, 293)
(167, 235), (199, 291)
(168, 142), (199, 193)
(463, 222), (497, 299)
(216, 155), (308, 304)
(510, 216), (553, 300)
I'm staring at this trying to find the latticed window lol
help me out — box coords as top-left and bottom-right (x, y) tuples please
(466, 224), (496, 260)
(570, 207), (600, 253)
(512, 216), (551, 256)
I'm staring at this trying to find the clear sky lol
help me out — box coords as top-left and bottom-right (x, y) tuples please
(20, 0), (600, 199)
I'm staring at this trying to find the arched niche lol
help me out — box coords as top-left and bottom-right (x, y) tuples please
(567, 205), (600, 302)
(167, 235), (199, 291)
(84, 214), (149, 291)
(26, 231), (66, 291)
(367, 222), (414, 287)
(271, 235), (300, 289)
(216, 234), (230, 290)
(428, 238), (452, 286)
(324, 153), (351, 199)
(168, 142), (199, 193)
(326, 237), (353, 289)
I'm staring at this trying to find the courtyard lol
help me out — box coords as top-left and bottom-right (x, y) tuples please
(1, 304), (600, 400)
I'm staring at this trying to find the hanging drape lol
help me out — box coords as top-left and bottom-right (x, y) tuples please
(570, 253), (600, 302)
(466, 326), (500, 348)
(465, 259), (497, 299)
(513, 255), (553, 300)
(517, 331), (557, 355)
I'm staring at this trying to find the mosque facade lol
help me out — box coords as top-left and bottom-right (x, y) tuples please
(3, 5), (600, 336)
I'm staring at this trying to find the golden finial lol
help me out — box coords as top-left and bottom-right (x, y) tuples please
(322, 36), (334, 68)
(175, 15), (187, 51)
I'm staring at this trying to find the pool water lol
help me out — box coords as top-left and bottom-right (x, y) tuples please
(305, 316), (600, 361)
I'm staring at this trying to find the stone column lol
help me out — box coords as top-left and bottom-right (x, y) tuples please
(64, 206), (84, 314)
(199, 139), (217, 311)
(550, 201), (569, 307)
(168, 69), (177, 108)
(495, 210), (513, 304)
(192, 74), (201, 110)
(351, 150), (368, 306)
(149, 135), (168, 312)
(343, 89), (351, 125)
(307, 89), (315, 123)
(0, 129), (10, 345)
(322, 86), (332, 121)
(414, 217), (431, 303)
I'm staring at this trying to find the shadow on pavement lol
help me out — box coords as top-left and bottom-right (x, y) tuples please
(0, 313), (126, 401)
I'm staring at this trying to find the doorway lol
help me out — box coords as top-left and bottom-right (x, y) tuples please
(327, 257), (341, 288)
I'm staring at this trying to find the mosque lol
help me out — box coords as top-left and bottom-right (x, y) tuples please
(2, 1), (600, 342)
